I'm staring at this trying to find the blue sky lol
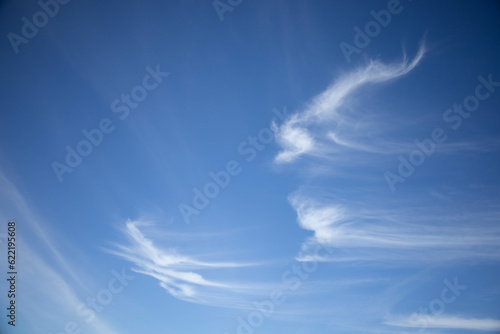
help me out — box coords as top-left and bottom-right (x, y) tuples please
(1, 0), (500, 333)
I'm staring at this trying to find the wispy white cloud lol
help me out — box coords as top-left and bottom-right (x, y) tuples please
(273, 43), (499, 167)
(0, 169), (84, 287)
(108, 220), (266, 308)
(273, 43), (426, 163)
(290, 191), (500, 264)
(386, 314), (500, 331)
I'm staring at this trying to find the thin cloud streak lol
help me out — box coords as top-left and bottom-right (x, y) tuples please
(0, 168), (120, 334)
(385, 314), (500, 331)
(269, 40), (500, 331)
(0, 169), (85, 287)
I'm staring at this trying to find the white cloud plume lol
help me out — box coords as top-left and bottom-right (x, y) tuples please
(108, 220), (265, 308)
(274, 43), (426, 163)
(290, 191), (500, 264)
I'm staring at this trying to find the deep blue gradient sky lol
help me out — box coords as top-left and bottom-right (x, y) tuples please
(1, 1), (500, 333)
